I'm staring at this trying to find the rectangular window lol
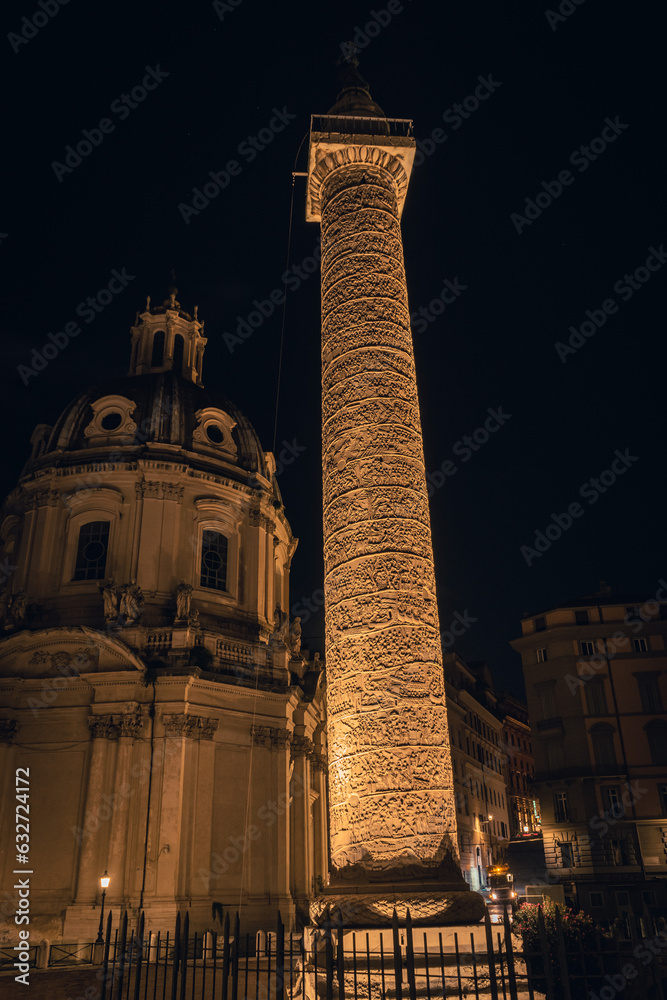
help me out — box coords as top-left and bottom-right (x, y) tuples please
(553, 791), (569, 822)
(534, 616), (546, 632)
(601, 787), (621, 812)
(200, 530), (228, 591)
(589, 892), (603, 907)
(585, 682), (608, 715)
(637, 674), (662, 712)
(611, 840), (630, 866)
(633, 637), (648, 653)
(537, 647), (548, 663)
(660, 784), (667, 817)
(561, 842), (574, 867)
(580, 640), (596, 656)
(575, 610), (589, 625)
(539, 688), (556, 720)
(73, 520), (110, 581)
(545, 740), (564, 771)
(642, 890), (657, 906)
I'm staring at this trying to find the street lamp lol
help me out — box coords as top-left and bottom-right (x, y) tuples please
(95, 871), (110, 944)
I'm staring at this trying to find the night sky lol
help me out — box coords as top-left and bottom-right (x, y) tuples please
(1, 0), (664, 697)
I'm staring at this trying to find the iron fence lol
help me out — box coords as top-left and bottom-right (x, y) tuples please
(0, 943), (37, 970)
(48, 941), (95, 966)
(80, 905), (667, 1000)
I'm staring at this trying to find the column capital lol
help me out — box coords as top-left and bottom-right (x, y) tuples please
(162, 713), (219, 740)
(0, 719), (18, 744)
(250, 725), (292, 749)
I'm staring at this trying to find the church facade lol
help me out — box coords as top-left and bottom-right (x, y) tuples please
(0, 289), (327, 943)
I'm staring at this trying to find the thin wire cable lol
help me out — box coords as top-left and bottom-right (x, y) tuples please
(272, 131), (309, 455)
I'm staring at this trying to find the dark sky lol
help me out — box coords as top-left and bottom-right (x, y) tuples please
(1, 0), (665, 698)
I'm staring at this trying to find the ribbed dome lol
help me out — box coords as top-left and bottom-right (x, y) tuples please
(28, 372), (271, 481)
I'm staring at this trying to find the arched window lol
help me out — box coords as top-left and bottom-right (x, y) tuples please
(200, 530), (228, 591)
(73, 521), (109, 580)
(173, 334), (184, 374)
(646, 721), (667, 766)
(590, 723), (616, 768)
(151, 330), (165, 366)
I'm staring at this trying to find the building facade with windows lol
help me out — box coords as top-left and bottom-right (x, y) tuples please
(0, 291), (328, 944)
(511, 587), (667, 927)
(444, 654), (511, 891)
(496, 693), (541, 838)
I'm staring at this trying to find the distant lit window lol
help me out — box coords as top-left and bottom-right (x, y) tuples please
(637, 674), (662, 712)
(633, 637), (649, 653)
(575, 610), (589, 625)
(537, 647), (548, 663)
(585, 681), (608, 716)
(580, 640), (596, 656)
(554, 791), (569, 822)
(73, 521), (109, 581)
(200, 530), (228, 591)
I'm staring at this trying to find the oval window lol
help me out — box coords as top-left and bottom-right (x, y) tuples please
(206, 424), (224, 444)
(101, 412), (122, 431)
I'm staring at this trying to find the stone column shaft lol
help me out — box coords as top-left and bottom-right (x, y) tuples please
(312, 140), (457, 878)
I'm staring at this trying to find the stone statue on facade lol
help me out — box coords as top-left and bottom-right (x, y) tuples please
(100, 580), (119, 621)
(175, 581), (193, 621)
(288, 616), (302, 655)
(119, 580), (143, 624)
(273, 606), (289, 643)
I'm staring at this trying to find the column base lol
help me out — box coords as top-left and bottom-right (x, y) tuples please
(310, 868), (486, 926)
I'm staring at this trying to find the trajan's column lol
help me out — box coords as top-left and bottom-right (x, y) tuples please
(307, 60), (484, 924)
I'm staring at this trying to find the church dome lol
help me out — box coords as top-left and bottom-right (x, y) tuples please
(24, 288), (274, 487)
(27, 371), (271, 482)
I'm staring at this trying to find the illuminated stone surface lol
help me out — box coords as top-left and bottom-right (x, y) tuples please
(308, 121), (459, 880)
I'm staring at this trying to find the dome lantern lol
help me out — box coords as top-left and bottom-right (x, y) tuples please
(129, 285), (207, 385)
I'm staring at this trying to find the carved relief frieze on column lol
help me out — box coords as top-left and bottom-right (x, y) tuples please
(162, 714), (219, 740)
(250, 725), (292, 749)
